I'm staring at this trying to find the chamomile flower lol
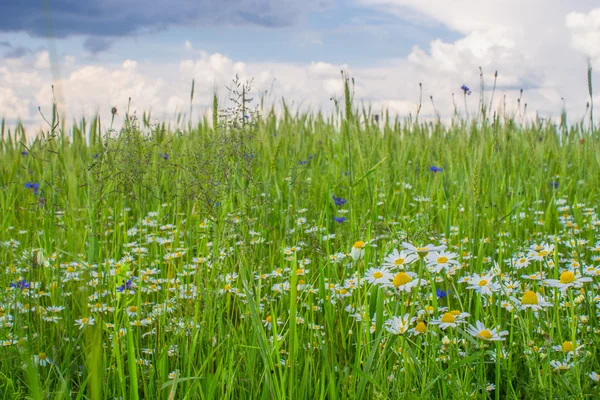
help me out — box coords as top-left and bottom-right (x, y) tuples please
(426, 251), (460, 273)
(402, 242), (446, 258)
(74, 316), (95, 329)
(384, 314), (410, 335)
(510, 291), (552, 311)
(465, 273), (501, 296)
(382, 249), (417, 270)
(34, 352), (51, 367)
(465, 321), (508, 341)
(552, 340), (583, 355)
(364, 267), (393, 285)
(588, 371), (600, 382)
(408, 320), (437, 336)
(550, 357), (573, 371)
(385, 271), (425, 293)
(544, 270), (593, 293)
(351, 241), (366, 261)
(429, 310), (470, 330)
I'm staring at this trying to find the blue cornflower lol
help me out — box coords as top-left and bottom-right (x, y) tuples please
(117, 279), (133, 293)
(461, 85), (472, 95)
(159, 153), (169, 160)
(298, 160), (308, 165)
(25, 182), (40, 195)
(332, 195), (347, 206)
(10, 279), (31, 290)
(334, 216), (346, 223)
(430, 166), (443, 173)
(21, 151), (29, 156)
(550, 181), (559, 189)
(93, 153), (99, 159)
(244, 153), (255, 160)
(436, 288), (450, 299)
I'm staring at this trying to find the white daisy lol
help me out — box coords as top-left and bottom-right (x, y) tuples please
(465, 321), (508, 341)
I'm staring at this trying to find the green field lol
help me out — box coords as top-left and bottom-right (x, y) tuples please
(1, 78), (600, 399)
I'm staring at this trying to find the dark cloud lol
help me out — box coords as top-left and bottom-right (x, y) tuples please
(83, 37), (115, 54)
(0, 0), (331, 52)
(0, 41), (34, 58)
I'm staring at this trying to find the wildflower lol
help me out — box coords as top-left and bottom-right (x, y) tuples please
(402, 242), (445, 257)
(549, 181), (559, 189)
(426, 250), (459, 273)
(550, 357), (573, 371)
(21, 151), (28, 156)
(436, 288), (450, 299)
(430, 166), (443, 173)
(408, 321), (436, 336)
(10, 279), (31, 290)
(386, 271), (424, 293)
(460, 85), (472, 95)
(384, 314), (410, 335)
(333, 217), (346, 223)
(117, 279), (134, 293)
(382, 249), (417, 270)
(34, 352), (51, 367)
(364, 267), (392, 285)
(332, 195), (347, 206)
(510, 290), (552, 311)
(74, 317), (95, 329)
(429, 310), (470, 330)
(25, 182), (40, 195)
(588, 372), (600, 382)
(466, 273), (500, 296)
(544, 270), (592, 293)
(351, 241), (366, 261)
(552, 340), (583, 355)
(466, 321), (508, 341)
(159, 153), (169, 160)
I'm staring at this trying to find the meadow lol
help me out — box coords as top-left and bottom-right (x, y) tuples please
(1, 76), (600, 399)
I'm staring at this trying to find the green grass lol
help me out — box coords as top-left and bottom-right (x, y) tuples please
(0, 80), (600, 399)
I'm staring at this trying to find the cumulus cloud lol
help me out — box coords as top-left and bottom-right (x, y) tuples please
(3, 2), (600, 134)
(1, 0), (332, 52)
(567, 8), (600, 64)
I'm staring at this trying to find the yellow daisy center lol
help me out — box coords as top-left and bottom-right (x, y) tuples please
(353, 241), (365, 249)
(394, 258), (405, 265)
(559, 271), (576, 284)
(521, 291), (539, 305)
(393, 272), (412, 287)
(372, 272), (384, 279)
(478, 280), (488, 286)
(66, 267), (75, 273)
(441, 313), (456, 323)
(265, 316), (272, 323)
(562, 341), (574, 352)
(128, 306), (137, 313)
(415, 322), (427, 333)
(537, 250), (548, 257)
(478, 330), (493, 339)
(38, 352), (47, 360)
(437, 256), (448, 264)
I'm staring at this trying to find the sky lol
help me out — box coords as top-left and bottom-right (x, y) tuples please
(1, 0), (600, 133)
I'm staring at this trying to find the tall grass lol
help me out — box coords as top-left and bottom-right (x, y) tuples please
(0, 76), (599, 399)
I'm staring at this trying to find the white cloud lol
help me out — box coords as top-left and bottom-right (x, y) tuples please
(4, 0), (600, 138)
(567, 8), (600, 64)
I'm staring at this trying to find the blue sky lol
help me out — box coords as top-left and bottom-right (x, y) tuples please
(1, 0), (600, 131)
(1, 1), (457, 65)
